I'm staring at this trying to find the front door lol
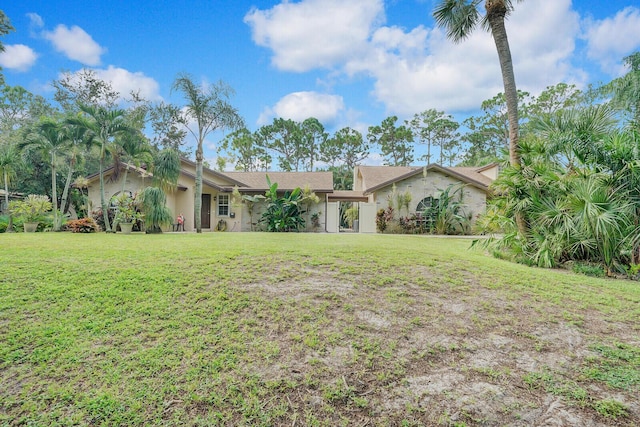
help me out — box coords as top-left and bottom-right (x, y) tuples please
(201, 194), (211, 228)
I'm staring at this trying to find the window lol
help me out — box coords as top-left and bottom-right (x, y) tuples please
(416, 196), (438, 212)
(218, 194), (229, 216)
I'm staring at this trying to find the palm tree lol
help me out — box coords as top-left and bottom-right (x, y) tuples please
(114, 129), (153, 194)
(172, 73), (244, 232)
(22, 118), (70, 230)
(68, 104), (134, 232)
(0, 142), (20, 232)
(434, 0), (522, 168)
(59, 118), (93, 215)
(151, 149), (181, 193)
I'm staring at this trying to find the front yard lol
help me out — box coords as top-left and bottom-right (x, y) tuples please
(1, 233), (638, 426)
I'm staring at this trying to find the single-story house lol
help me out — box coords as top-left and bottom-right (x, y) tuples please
(84, 159), (496, 233)
(84, 158), (333, 232)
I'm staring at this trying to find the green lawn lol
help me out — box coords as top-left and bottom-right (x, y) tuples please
(1, 233), (639, 426)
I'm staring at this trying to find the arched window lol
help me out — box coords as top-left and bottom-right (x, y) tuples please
(416, 196), (438, 212)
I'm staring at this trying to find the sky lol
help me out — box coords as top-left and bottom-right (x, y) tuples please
(1, 0), (640, 166)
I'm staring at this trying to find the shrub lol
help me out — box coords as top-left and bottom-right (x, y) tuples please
(66, 218), (100, 233)
(92, 208), (115, 232)
(376, 209), (387, 233)
(572, 262), (605, 278)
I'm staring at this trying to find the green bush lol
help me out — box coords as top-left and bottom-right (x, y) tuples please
(572, 263), (605, 278)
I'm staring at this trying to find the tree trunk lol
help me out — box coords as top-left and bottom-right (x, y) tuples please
(60, 165), (74, 216)
(4, 170), (13, 233)
(194, 137), (203, 233)
(486, 1), (525, 235)
(51, 152), (59, 231)
(99, 145), (111, 232)
(486, 1), (520, 168)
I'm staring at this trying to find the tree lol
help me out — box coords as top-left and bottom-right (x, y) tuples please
(58, 119), (94, 215)
(0, 142), (20, 231)
(53, 69), (119, 112)
(605, 51), (640, 129)
(172, 73), (244, 232)
(462, 91), (530, 166)
(264, 118), (307, 172)
(22, 118), (70, 230)
(434, 0), (523, 168)
(68, 105), (134, 232)
(527, 83), (583, 119)
(367, 116), (414, 166)
(148, 101), (188, 153)
(301, 117), (327, 171)
(408, 109), (458, 165)
(320, 127), (369, 170)
(220, 128), (270, 171)
(151, 149), (181, 193)
(0, 11), (14, 86)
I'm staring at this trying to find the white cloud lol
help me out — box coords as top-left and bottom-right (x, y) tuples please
(44, 24), (106, 66)
(245, 0), (385, 72)
(27, 12), (44, 35)
(259, 91), (345, 124)
(357, 0), (584, 115)
(61, 66), (161, 102)
(93, 66), (161, 101)
(0, 44), (38, 71)
(584, 6), (640, 75)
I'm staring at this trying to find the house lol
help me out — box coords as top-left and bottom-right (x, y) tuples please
(84, 158), (496, 233)
(84, 158), (333, 232)
(344, 163), (498, 232)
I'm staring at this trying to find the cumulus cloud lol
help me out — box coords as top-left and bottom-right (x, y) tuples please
(353, 0), (584, 115)
(43, 24), (106, 66)
(584, 6), (640, 75)
(245, 0), (385, 72)
(259, 91), (345, 124)
(93, 66), (162, 101)
(246, 0), (587, 117)
(0, 44), (38, 71)
(61, 66), (161, 102)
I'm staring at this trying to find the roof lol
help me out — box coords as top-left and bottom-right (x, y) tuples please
(223, 171), (334, 193)
(449, 167), (494, 187)
(358, 163), (494, 194)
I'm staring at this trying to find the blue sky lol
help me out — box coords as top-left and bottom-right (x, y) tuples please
(1, 0), (640, 165)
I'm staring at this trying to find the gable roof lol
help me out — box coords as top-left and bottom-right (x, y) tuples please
(85, 158), (333, 193)
(223, 171), (334, 193)
(358, 164), (494, 195)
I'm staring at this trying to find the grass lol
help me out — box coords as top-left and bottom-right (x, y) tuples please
(1, 232), (639, 426)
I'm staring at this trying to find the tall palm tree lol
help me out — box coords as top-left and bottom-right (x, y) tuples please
(434, 0), (522, 168)
(68, 104), (133, 232)
(59, 118), (93, 215)
(0, 142), (20, 232)
(22, 118), (70, 230)
(172, 73), (244, 232)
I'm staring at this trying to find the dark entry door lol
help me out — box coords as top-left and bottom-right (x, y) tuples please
(201, 194), (211, 228)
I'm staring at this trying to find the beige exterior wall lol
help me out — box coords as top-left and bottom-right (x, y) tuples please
(370, 169), (487, 223)
(87, 167), (328, 233)
(479, 164), (499, 181)
(235, 193), (327, 232)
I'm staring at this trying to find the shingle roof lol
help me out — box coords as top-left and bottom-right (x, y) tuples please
(449, 167), (494, 187)
(358, 164), (494, 194)
(222, 171), (334, 192)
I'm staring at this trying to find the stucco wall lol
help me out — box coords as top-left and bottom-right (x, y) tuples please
(371, 169), (487, 224)
(235, 193), (327, 232)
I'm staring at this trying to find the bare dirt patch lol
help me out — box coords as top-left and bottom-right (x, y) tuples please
(238, 263), (639, 426)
